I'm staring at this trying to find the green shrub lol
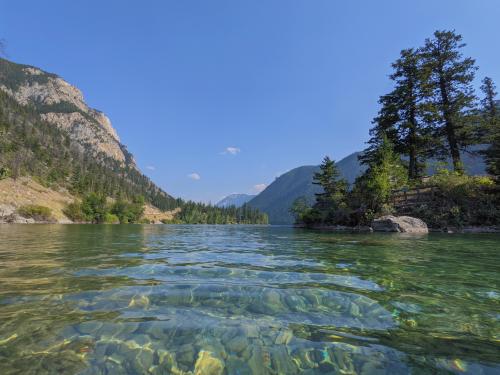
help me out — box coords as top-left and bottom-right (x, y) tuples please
(63, 201), (87, 222)
(405, 171), (500, 228)
(80, 193), (107, 223)
(110, 196), (145, 223)
(0, 167), (10, 180)
(103, 213), (120, 224)
(17, 205), (53, 221)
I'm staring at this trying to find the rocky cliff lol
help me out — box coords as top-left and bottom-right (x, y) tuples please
(0, 58), (131, 165)
(0, 57), (177, 212)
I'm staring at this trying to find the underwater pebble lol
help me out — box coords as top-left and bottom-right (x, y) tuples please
(193, 350), (225, 375)
(226, 335), (248, 354)
(274, 330), (293, 345)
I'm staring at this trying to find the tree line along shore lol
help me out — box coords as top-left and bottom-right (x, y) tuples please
(291, 30), (500, 231)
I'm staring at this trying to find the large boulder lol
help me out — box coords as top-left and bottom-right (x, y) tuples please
(372, 215), (428, 233)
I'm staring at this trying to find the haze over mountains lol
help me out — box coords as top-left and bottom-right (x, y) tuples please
(216, 194), (255, 208)
(0, 57), (490, 225)
(248, 152), (365, 224)
(248, 149), (487, 224)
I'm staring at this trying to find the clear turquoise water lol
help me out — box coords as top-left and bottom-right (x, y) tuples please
(0, 225), (498, 374)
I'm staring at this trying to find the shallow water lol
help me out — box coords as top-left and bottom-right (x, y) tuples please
(0, 225), (498, 374)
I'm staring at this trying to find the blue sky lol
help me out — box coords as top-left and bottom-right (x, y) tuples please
(2, 1), (499, 202)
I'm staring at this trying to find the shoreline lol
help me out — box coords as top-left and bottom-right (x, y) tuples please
(295, 224), (500, 234)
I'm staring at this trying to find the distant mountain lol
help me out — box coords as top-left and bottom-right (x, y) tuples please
(249, 149), (488, 225)
(248, 152), (365, 224)
(216, 194), (256, 208)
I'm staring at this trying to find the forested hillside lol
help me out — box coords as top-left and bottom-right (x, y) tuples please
(0, 58), (268, 224)
(248, 152), (364, 224)
(292, 30), (499, 230)
(0, 89), (177, 210)
(249, 148), (487, 224)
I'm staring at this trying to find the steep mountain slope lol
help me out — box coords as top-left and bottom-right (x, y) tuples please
(0, 57), (176, 210)
(249, 150), (487, 224)
(248, 152), (364, 224)
(0, 57), (268, 224)
(216, 194), (255, 208)
(0, 58), (130, 164)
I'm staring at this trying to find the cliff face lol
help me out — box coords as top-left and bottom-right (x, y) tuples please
(0, 58), (130, 165)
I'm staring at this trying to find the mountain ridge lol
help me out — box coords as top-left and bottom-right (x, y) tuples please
(0, 58), (131, 165)
(249, 149), (487, 224)
(216, 194), (256, 208)
(0, 57), (176, 212)
(248, 152), (364, 224)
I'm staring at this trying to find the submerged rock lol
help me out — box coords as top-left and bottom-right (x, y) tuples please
(194, 350), (224, 375)
(226, 335), (248, 354)
(372, 215), (428, 233)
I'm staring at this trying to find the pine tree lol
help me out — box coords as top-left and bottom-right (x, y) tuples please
(289, 196), (310, 223)
(312, 156), (348, 214)
(481, 77), (498, 119)
(420, 30), (478, 173)
(360, 92), (400, 167)
(390, 48), (433, 179)
(480, 77), (500, 179)
(362, 49), (434, 180)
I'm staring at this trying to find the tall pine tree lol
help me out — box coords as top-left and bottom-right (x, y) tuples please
(481, 77), (498, 120)
(480, 77), (500, 180)
(362, 49), (434, 180)
(312, 156), (347, 214)
(389, 48), (433, 179)
(420, 30), (478, 173)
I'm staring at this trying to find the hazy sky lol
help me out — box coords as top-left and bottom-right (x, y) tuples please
(2, 1), (499, 202)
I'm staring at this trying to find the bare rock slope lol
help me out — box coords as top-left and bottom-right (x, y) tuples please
(0, 58), (130, 165)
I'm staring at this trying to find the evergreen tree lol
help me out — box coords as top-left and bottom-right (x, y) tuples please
(80, 193), (107, 223)
(362, 49), (434, 180)
(481, 77), (498, 119)
(389, 48), (433, 179)
(289, 196), (310, 224)
(352, 135), (407, 212)
(312, 156), (348, 220)
(420, 30), (478, 173)
(480, 77), (500, 180)
(360, 92), (400, 167)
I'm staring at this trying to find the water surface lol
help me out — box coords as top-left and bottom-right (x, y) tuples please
(0, 225), (499, 374)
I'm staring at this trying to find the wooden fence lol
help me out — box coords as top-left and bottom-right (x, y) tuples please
(391, 186), (438, 209)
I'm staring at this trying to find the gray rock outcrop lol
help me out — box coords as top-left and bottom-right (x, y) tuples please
(0, 61), (133, 166)
(0, 213), (36, 224)
(372, 215), (428, 233)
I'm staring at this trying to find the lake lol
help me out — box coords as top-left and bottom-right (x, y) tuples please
(0, 225), (498, 374)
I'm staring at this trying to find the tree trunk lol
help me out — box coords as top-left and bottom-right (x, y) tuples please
(439, 76), (463, 173)
(408, 140), (417, 180)
(408, 102), (418, 180)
